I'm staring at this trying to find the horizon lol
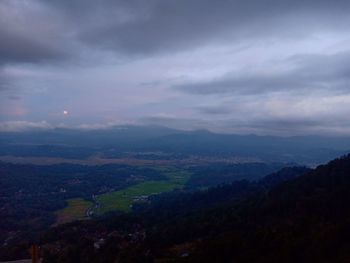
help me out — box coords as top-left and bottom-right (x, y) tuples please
(2, 122), (350, 139)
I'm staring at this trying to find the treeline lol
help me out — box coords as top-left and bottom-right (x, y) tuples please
(186, 162), (287, 188)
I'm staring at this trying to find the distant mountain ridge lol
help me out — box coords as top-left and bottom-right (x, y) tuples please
(1, 125), (349, 164)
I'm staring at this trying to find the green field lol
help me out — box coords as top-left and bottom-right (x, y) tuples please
(55, 198), (93, 224)
(54, 168), (191, 219)
(95, 168), (191, 213)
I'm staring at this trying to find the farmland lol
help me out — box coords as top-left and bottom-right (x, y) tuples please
(55, 198), (93, 224)
(54, 168), (191, 219)
(95, 168), (191, 213)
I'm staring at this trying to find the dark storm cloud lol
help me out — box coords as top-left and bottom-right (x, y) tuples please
(0, 0), (70, 65)
(2, 0), (350, 136)
(175, 51), (350, 95)
(2, 0), (350, 62)
(0, 29), (66, 64)
(43, 0), (350, 55)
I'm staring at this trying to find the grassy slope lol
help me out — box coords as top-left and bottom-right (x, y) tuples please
(55, 198), (93, 224)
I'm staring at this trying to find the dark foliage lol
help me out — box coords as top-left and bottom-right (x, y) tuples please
(0, 162), (164, 260)
(37, 165), (313, 262)
(186, 162), (287, 188)
(6, 153), (350, 262)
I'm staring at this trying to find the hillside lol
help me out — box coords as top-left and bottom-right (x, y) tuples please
(36, 155), (350, 262)
(185, 155), (350, 262)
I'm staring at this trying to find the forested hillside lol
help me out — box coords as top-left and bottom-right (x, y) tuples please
(36, 156), (350, 262)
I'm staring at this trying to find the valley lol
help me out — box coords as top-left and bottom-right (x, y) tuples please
(1, 126), (350, 262)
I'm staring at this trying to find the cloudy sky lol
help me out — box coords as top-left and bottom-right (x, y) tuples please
(1, 0), (350, 135)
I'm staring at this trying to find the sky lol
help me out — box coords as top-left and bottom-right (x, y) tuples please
(1, 0), (350, 135)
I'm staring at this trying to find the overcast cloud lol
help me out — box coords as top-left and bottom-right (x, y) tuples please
(1, 0), (350, 135)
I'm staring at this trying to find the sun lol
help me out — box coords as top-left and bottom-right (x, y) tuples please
(63, 110), (69, 116)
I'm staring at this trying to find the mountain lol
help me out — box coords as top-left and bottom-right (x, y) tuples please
(1, 125), (350, 164)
